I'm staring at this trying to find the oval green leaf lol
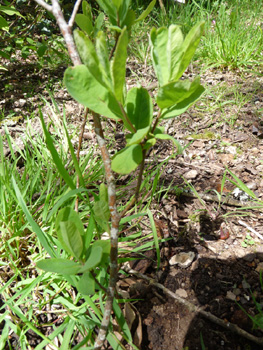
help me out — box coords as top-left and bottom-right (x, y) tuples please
(37, 258), (81, 275)
(64, 65), (123, 121)
(125, 87), (153, 130)
(111, 144), (143, 174)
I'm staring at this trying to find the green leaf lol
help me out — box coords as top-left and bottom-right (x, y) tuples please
(56, 207), (85, 236)
(93, 200), (110, 232)
(156, 77), (202, 109)
(39, 110), (75, 190)
(167, 25), (184, 81)
(161, 84), (205, 119)
(118, 0), (131, 27)
(94, 12), (104, 36)
(172, 21), (205, 80)
(150, 27), (169, 86)
(112, 144), (142, 174)
(75, 14), (93, 35)
(59, 221), (84, 259)
(76, 272), (95, 295)
(96, 31), (112, 89)
(143, 137), (156, 150)
(126, 126), (150, 146)
(36, 259), (81, 275)
(93, 200), (110, 222)
(155, 133), (183, 153)
(0, 15), (9, 30)
(82, 0), (92, 19)
(64, 65), (123, 121)
(111, 27), (128, 103)
(92, 240), (111, 265)
(74, 30), (110, 88)
(135, 0), (156, 23)
(56, 207), (84, 259)
(125, 87), (153, 131)
(112, 0), (123, 10)
(121, 9), (136, 31)
(96, 0), (117, 25)
(99, 183), (108, 203)
(0, 6), (24, 17)
(79, 246), (103, 272)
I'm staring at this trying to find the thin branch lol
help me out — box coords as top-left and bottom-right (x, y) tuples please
(92, 112), (119, 350)
(238, 220), (263, 241)
(51, 0), (81, 66)
(124, 266), (263, 347)
(34, 0), (52, 12)
(68, 0), (82, 28)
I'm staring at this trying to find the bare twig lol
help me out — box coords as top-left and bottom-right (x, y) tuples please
(238, 220), (263, 241)
(68, 0), (82, 28)
(124, 266), (263, 346)
(34, 0), (81, 65)
(92, 112), (119, 350)
(34, 0), (52, 12)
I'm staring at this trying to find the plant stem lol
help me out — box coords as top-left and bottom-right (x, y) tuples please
(151, 110), (162, 134)
(92, 112), (119, 350)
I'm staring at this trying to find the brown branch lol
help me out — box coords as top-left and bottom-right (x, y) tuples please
(34, 0), (81, 65)
(51, 0), (81, 66)
(34, 0), (52, 12)
(92, 112), (119, 350)
(124, 266), (263, 347)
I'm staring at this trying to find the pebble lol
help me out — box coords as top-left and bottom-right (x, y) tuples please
(184, 170), (198, 180)
(176, 288), (188, 298)
(246, 181), (258, 190)
(169, 251), (195, 268)
(226, 291), (236, 301)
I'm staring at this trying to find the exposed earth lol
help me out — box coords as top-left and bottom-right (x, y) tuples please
(1, 55), (263, 350)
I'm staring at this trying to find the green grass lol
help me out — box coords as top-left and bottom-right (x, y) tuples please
(130, 0), (263, 70)
(0, 95), (163, 348)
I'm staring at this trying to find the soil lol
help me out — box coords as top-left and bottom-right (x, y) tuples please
(1, 54), (263, 350)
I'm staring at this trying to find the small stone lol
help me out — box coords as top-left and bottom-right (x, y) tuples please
(226, 291), (236, 301)
(18, 98), (27, 107)
(246, 182), (258, 191)
(184, 170), (198, 180)
(176, 288), (188, 298)
(242, 280), (250, 289)
(233, 288), (241, 296)
(169, 251), (195, 268)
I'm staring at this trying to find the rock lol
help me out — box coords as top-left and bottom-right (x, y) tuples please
(226, 291), (236, 301)
(169, 251), (195, 268)
(246, 182), (258, 190)
(184, 170), (198, 180)
(176, 288), (188, 298)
